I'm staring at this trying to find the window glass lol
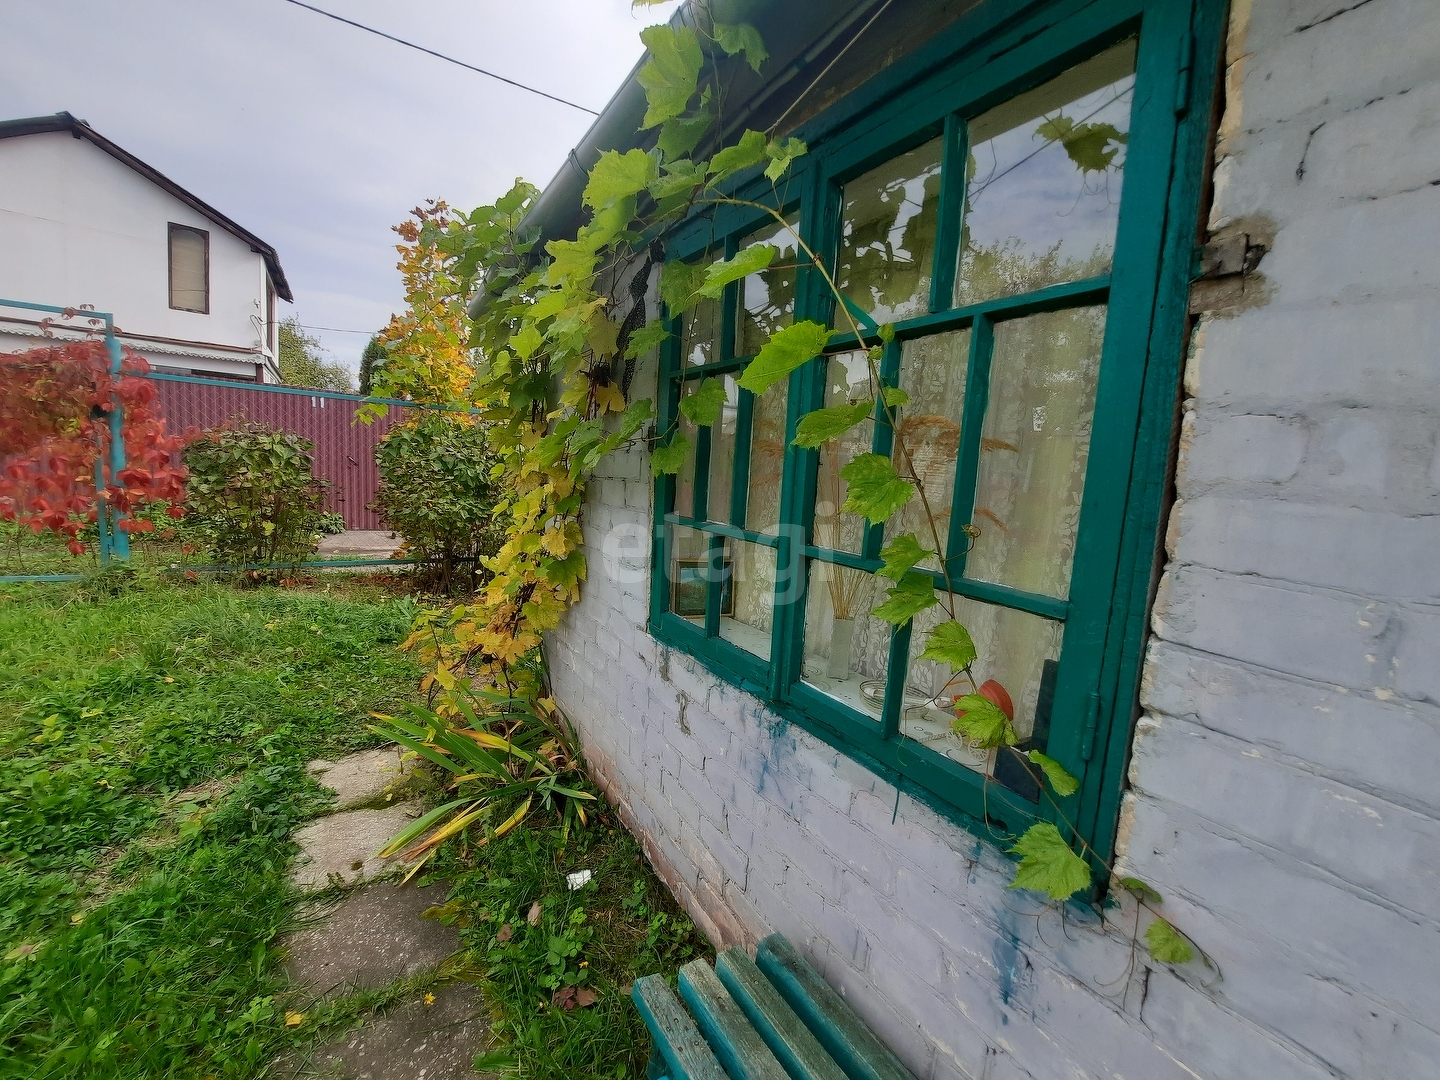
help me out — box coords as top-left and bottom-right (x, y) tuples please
(706, 375), (741, 524)
(836, 138), (942, 325)
(672, 382), (700, 518)
(680, 258), (722, 366)
(169, 225), (208, 312)
(720, 539), (778, 660)
(887, 329), (970, 568)
(967, 306), (1105, 599)
(743, 377), (788, 535)
(801, 562), (894, 715)
(736, 216), (800, 357)
(901, 596), (1063, 773)
(813, 350), (873, 555)
(955, 40), (1136, 305)
(667, 524), (710, 622)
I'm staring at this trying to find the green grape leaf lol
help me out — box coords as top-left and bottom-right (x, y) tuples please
(872, 571), (938, 625)
(651, 431), (691, 476)
(649, 159), (707, 201)
(764, 136), (808, 182)
(658, 110), (714, 161)
(679, 377), (727, 426)
(877, 322), (896, 343)
(1027, 751), (1080, 797)
(583, 149), (658, 210)
(920, 620), (977, 670)
(839, 453), (913, 523)
(624, 322), (671, 360)
(1145, 918), (1195, 964)
(512, 323), (544, 361)
(709, 129), (769, 183)
(881, 386), (909, 407)
(544, 238), (599, 287)
(1118, 877), (1163, 905)
(877, 533), (932, 580)
(638, 25), (703, 129)
(1009, 822), (1092, 902)
(713, 22), (768, 72)
(736, 320), (831, 394)
(1035, 115), (1128, 174)
(614, 397), (655, 441)
(659, 260), (708, 315)
(951, 694), (1016, 748)
(792, 401), (872, 449)
(698, 244), (776, 298)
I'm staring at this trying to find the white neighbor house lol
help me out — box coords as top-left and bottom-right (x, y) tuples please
(0, 111), (291, 382)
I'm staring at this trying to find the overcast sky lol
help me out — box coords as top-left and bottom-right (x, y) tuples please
(0, 0), (682, 372)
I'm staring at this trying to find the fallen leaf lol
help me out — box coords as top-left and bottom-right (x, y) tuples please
(552, 986), (577, 1010)
(575, 988), (598, 1008)
(284, 1011), (306, 1028)
(526, 901), (542, 926)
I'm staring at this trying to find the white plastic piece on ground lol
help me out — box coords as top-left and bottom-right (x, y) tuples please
(565, 869), (593, 891)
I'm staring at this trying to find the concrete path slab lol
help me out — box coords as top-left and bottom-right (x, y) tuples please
(284, 881), (459, 999)
(277, 982), (495, 1080)
(309, 749), (408, 811)
(291, 803), (418, 891)
(318, 531), (402, 560)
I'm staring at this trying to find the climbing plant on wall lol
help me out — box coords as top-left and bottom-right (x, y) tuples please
(376, 8), (1208, 972)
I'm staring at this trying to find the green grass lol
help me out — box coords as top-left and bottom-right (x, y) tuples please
(0, 573), (422, 1078)
(431, 809), (710, 1080)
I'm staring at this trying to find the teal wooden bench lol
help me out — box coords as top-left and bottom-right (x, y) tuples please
(632, 934), (918, 1080)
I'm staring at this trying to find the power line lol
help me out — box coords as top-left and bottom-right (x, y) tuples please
(300, 323), (377, 334)
(279, 0), (601, 116)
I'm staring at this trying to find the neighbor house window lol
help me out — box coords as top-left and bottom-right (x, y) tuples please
(168, 224), (209, 313)
(651, 0), (1210, 861)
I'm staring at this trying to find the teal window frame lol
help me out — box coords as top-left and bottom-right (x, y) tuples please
(649, 0), (1223, 865)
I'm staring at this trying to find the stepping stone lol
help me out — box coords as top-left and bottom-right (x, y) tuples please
(309, 749), (409, 811)
(284, 881), (461, 1000)
(277, 982), (495, 1080)
(290, 803), (419, 891)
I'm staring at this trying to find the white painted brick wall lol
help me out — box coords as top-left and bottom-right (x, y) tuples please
(546, 3), (1440, 1076)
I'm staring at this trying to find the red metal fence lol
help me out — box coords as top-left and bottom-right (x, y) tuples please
(146, 373), (417, 531)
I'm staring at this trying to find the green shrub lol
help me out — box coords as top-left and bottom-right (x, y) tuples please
(374, 412), (504, 592)
(182, 426), (327, 568)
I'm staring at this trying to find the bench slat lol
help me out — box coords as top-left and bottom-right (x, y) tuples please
(678, 959), (791, 1080)
(632, 974), (728, 1080)
(716, 947), (851, 1080)
(755, 935), (918, 1080)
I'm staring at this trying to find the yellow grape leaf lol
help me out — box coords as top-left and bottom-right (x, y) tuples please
(284, 1011), (306, 1028)
(593, 381), (627, 413)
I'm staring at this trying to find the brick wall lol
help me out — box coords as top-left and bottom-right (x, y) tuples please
(546, 2), (1440, 1076)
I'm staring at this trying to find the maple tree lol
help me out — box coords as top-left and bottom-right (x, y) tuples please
(0, 338), (186, 553)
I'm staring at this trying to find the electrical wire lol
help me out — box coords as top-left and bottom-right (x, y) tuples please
(299, 324), (376, 334)
(278, 0), (601, 115)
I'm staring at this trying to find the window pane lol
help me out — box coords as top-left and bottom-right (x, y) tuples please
(955, 40), (1136, 305)
(836, 138), (942, 325)
(667, 524), (710, 624)
(743, 377), (788, 535)
(813, 350), (873, 555)
(801, 562), (893, 715)
(736, 215), (799, 358)
(967, 306), (1105, 599)
(901, 595), (1063, 775)
(169, 226), (207, 311)
(680, 257), (722, 366)
(887, 329), (970, 568)
(672, 382), (700, 518)
(719, 539), (777, 661)
(706, 375), (740, 524)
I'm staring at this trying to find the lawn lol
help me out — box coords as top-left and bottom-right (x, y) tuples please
(0, 571), (709, 1080)
(0, 572), (421, 1078)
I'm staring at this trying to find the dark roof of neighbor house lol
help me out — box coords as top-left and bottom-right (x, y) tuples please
(0, 111), (293, 301)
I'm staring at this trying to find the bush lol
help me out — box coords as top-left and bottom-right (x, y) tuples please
(374, 413), (503, 592)
(182, 426), (327, 567)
